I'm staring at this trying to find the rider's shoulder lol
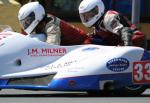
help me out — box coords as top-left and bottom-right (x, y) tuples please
(103, 10), (121, 28)
(46, 14), (61, 26)
(103, 10), (120, 21)
(105, 10), (119, 15)
(104, 10), (119, 18)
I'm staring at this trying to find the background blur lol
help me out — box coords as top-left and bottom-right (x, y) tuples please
(0, 0), (150, 46)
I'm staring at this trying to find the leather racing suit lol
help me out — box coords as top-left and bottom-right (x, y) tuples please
(91, 10), (145, 47)
(28, 14), (91, 45)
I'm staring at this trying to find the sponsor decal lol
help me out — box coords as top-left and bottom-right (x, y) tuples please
(133, 61), (150, 84)
(107, 58), (129, 72)
(69, 80), (76, 86)
(28, 48), (67, 56)
(82, 47), (99, 51)
(44, 60), (78, 70)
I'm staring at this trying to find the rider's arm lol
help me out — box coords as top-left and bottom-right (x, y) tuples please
(103, 10), (141, 46)
(59, 20), (92, 45)
(45, 15), (61, 45)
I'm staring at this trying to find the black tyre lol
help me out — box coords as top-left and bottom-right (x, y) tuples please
(114, 85), (146, 96)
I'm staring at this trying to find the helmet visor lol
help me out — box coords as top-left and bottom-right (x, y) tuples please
(20, 12), (35, 30)
(80, 6), (98, 23)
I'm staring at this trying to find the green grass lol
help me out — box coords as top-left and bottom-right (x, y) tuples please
(0, 5), (21, 32)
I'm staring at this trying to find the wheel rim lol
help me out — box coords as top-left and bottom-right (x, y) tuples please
(125, 85), (143, 91)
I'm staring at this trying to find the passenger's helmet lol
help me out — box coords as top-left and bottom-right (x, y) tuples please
(18, 2), (45, 34)
(79, 0), (105, 27)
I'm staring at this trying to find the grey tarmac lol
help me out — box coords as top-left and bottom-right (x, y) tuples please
(0, 89), (150, 103)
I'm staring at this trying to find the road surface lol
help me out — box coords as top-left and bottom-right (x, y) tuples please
(0, 89), (150, 103)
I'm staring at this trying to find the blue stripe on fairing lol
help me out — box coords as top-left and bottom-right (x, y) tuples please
(141, 51), (150, 60)
(49, 73), (133, 91)
(0, 73), (133, 90)
(0, 79), (8, 85)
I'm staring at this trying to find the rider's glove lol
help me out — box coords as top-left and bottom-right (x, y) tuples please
(120, 27), (134, 46)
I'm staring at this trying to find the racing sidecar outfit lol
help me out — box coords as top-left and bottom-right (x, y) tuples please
(91, 10), (145, 47)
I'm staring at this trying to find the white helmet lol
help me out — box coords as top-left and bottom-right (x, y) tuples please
(18, 2), (45, 34)
(79, 0), (105, 27)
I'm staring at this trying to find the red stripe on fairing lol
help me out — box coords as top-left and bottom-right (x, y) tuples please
(0, 32), (12, 35)
(0, 32), (13, 40)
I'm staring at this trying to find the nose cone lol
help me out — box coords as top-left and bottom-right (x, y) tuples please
(0, 32), (31, 77)
(0, 31), (62, 78)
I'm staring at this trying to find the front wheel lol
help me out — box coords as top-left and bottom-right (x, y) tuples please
(114, 85), (146, 96)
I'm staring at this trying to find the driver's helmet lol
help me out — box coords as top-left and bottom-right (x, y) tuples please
(79, 0), (105, 28)
(18, 2), (45, 34)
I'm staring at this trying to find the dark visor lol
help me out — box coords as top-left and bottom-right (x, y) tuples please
(80, 6), (98, 22)
(20, 12), (35, 29)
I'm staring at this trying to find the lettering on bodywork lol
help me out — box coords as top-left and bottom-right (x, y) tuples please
(44, 60), (78, 70)
(28, 48), (67, 56)
(133, 61), (150, 84)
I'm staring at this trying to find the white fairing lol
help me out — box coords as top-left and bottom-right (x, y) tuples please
(27, 33), (47, 42)
(0, 31), (144, 79)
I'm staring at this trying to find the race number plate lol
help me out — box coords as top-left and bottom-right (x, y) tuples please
(133, 61), (150, 84)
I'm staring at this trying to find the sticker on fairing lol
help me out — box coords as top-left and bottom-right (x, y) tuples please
(106, 58), (129, 72)
(133, 61), (150, 84)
